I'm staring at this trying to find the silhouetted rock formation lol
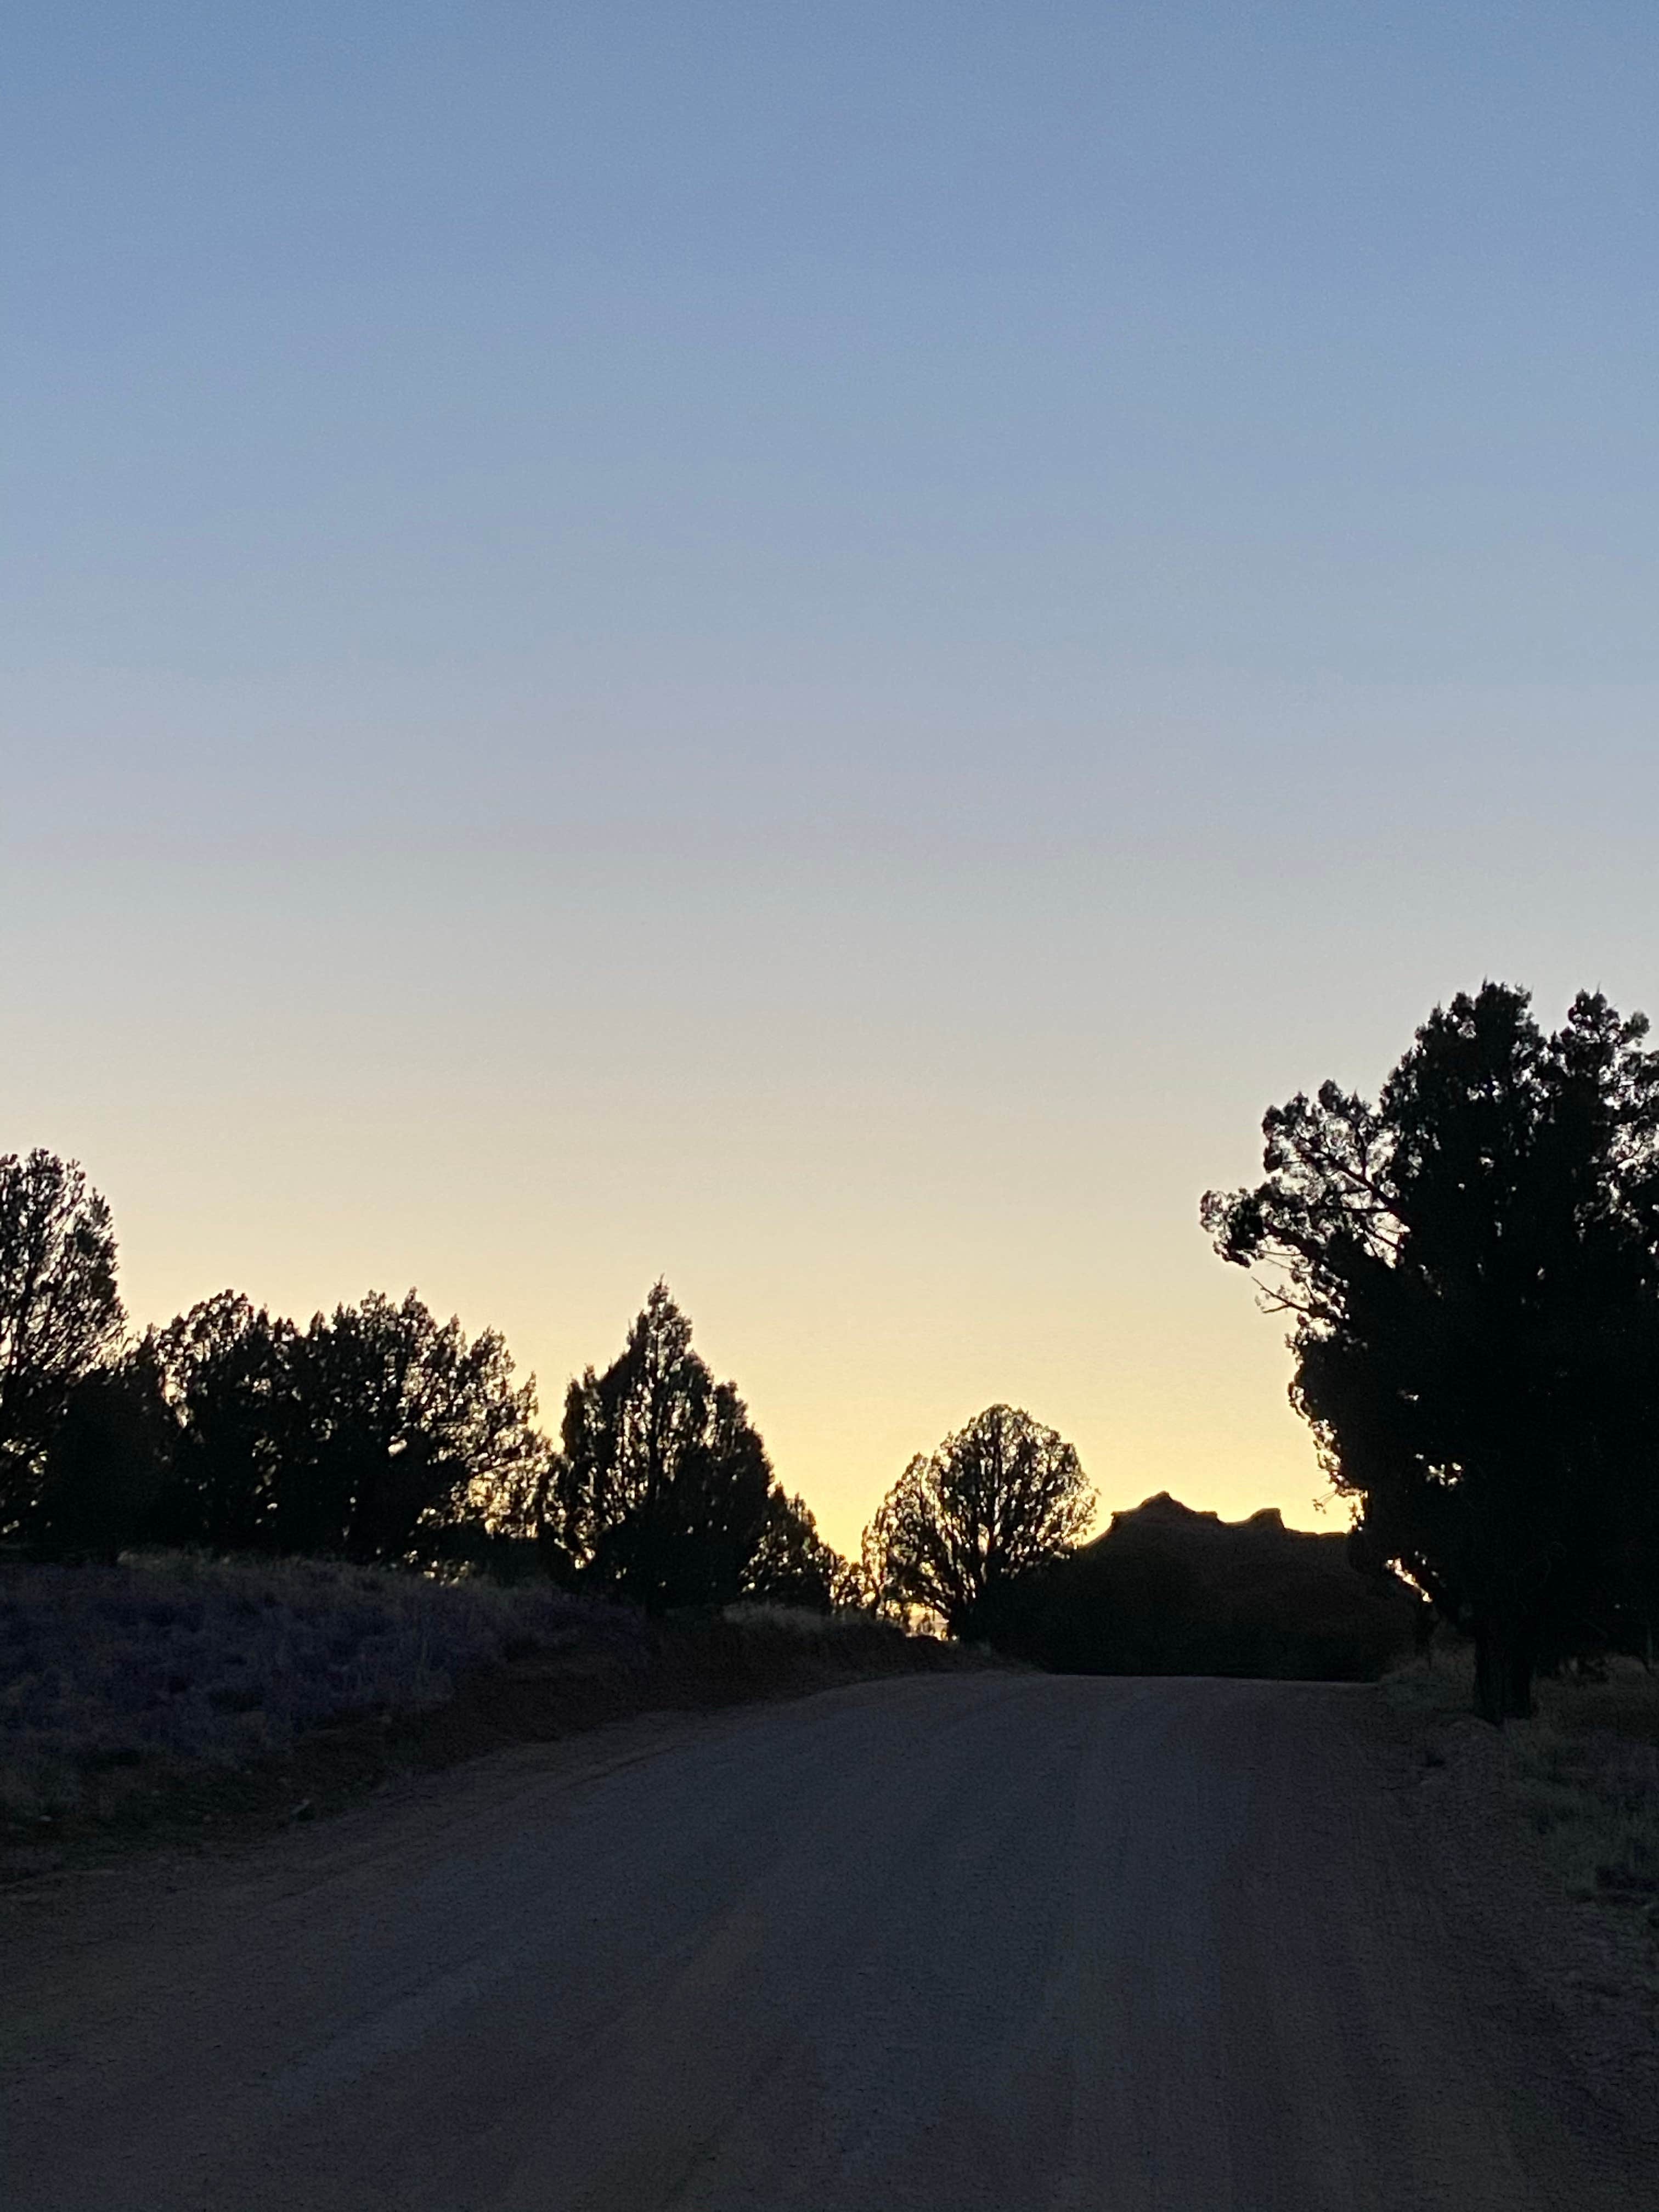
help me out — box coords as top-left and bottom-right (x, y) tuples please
(987, 1493), (1421, 1680)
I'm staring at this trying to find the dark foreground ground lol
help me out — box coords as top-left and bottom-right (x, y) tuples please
(4, 1674), (1656, 2211)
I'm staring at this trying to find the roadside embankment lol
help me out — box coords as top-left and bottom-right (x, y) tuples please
(1386, 1649), (1659, 1940)
(0, 1554), (974, 1876)
(1378, 1642), (1659, 2116)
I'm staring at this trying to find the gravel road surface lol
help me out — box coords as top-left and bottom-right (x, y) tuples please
(3, 1674), (1654, 2210)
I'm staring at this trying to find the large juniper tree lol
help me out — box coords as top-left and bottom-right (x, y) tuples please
(144, 1286), (544, 1565)
(540, 1282), (782, 1611)
(1203, 983), (1659, 1722)
(282, 1290), (544, 1565)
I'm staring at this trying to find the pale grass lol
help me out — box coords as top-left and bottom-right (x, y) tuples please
(1387, 1647), (1659, 1921)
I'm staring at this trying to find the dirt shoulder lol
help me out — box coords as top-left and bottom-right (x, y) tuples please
(1369, 1659), (1659, 2141)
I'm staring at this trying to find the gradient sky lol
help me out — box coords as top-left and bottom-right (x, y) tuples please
(5, 3), (1657, 1555)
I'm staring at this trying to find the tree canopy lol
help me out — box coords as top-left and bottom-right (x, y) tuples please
(0, 1146), (864, 1610)
(0, 1150), (124, 1538)
(146, 1292), (299, 1553)
(283, 1291), (544, 1564)
(138, 1287), (543, 1566)
(743, 1487), (850, 1610)
(540, 1282), (839, 1612)
(864, 1403), (1094, 1637)
(1203, 982), (1659, 1721)
(33, 1346), (174, 1561)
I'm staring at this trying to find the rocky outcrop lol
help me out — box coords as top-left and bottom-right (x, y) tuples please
(988, 1492), (1423, 1679)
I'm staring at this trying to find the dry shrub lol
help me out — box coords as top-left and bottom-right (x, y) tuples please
(1387, 1647), (1659, 1928)
(1515, 1665), (1659, 1910)
(1, 1565), (966, 1850)
(0, 1552), (642, 1824)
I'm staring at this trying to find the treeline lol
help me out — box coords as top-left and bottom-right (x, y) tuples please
(1205, 981), (1659, 1722)
(18, 971), (1644, 1726)
(0, 1163), (844, 1607)
(0, 1158), (1096, 1623)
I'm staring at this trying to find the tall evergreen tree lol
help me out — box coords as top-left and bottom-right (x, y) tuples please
(1203, 983), (1659, 1721)
(542, 1282), (777, 1611)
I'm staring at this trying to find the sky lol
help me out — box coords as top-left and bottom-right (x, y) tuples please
(4, 3), (1657, 1556)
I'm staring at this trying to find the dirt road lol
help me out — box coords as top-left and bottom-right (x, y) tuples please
(3, 1675), (1654, 2210)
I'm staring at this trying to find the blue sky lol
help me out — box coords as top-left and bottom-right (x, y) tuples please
(5, 3), (1657, 1546)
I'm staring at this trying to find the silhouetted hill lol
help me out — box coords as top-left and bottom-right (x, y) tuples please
(988, 1493), (1422, 1680)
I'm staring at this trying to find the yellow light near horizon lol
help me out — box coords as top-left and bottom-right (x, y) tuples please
(101, 1127), (1330, 1563)
(0, 839), (1424, 1572)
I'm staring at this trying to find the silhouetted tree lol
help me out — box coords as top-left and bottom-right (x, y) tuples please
(279, 1291), (544, 1565)
(146, 1292), (301, 1551)
(541, 1282), (777, 1611)
(33, 1346), (174, 1560)
(864, 1404), (1095, 1637)
(100, 1284), (543, 1566)
(0, 1150), (125, 1537)
(742, 1489), (847, 1611)
(1203, 984), (1659, 1723)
